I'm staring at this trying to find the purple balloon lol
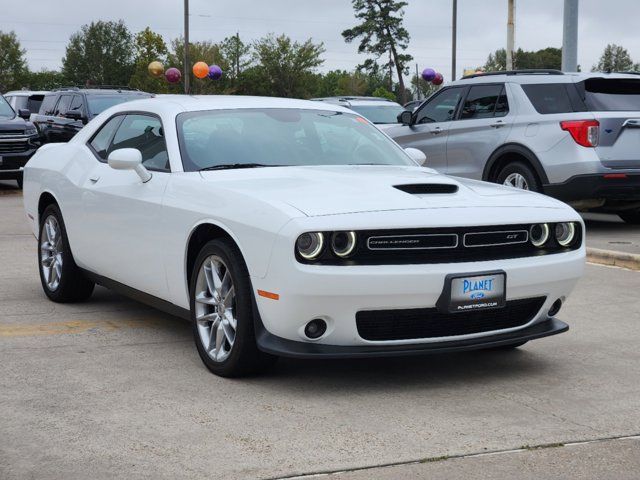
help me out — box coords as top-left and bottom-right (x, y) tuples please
(208, 65), (223, 80)
(165, 67), (181, 84)
(421, 68), (436, 81)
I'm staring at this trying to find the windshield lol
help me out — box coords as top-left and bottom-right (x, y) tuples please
(177, 108), (415, 172)
(0, 95), (16, 119)
(347, 104), (405, 124)
(87, 94), (151, 117)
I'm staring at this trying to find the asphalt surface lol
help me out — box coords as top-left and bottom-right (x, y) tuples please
(1, 183), (639, 479)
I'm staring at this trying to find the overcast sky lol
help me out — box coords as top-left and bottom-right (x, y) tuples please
(2, 0), (639, 83)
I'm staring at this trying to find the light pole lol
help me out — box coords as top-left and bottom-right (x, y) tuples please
(183, 0), (190, 94)
(451, 0), (457, 81)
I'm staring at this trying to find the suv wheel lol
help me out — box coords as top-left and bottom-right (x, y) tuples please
(618, 209), (640, 225)
(496, 161), (541, 192)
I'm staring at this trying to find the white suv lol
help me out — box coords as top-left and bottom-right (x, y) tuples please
(383, 70), (640, 224)
(312, 96), (405, 125)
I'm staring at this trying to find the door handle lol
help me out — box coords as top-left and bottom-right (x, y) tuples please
(430, 127), (443, 135)
(490, 121), (506, 128)
(89, 175), (100, 183)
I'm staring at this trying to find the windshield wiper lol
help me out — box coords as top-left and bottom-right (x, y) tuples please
(200, 163), (283, 171)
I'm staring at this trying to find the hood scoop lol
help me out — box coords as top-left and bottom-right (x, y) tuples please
(394, 183), (458, 195)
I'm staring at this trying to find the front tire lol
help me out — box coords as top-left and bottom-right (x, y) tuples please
(38, 204), (95, 302)
(190, 239), (275, 377)
(618, 209), (640, 224)
(495, 161), (541, 192)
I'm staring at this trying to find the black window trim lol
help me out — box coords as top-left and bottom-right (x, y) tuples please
(86, 111), (170, 172)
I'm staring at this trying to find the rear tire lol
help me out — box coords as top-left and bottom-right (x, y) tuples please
(495, 162), (541, 192)
(38, 205), (95, 302)
(190, 239), (276, 377)
(618, 210), (640, 224)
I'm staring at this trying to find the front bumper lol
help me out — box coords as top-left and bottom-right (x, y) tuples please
(256, 317), (568, 358)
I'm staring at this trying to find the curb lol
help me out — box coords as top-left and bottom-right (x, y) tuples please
(586, 247), (640, 271)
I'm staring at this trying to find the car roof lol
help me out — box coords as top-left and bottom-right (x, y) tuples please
(456, 70), (640, 85)
(3, 90), (49, 96)
(312, 96), (401, 107)
(99, 94), (358, 117)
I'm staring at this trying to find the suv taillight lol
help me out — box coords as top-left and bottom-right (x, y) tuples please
(560, 120), (599, 147)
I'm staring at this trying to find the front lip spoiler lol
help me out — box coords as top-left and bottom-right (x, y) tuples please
(255, 318), (568, 359)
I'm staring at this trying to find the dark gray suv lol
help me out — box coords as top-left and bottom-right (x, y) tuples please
(383, 70), (640, 224)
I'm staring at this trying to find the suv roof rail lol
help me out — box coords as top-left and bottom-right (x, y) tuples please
(462, 69), (565, 79)
(313, 96), (394, 103)
(52, 85), (141, 92)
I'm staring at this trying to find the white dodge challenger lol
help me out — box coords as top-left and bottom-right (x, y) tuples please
(23, 95), (585, 377)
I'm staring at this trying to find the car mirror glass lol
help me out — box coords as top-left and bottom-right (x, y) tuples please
(397, 110), (413, 125)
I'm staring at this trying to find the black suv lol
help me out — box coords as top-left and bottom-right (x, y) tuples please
(0, 94), (40, 188)
(32, 86), (152, 144)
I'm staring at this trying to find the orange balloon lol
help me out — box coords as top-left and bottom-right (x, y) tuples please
(193, 61), (209, 79)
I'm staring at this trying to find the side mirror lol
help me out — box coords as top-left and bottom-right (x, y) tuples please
(18, 109), (31, 120)
(404, 147), (427, 166)
(107, 148), (152, 183)
(397, 110), (413, 126)
(65, 110), (87, 124)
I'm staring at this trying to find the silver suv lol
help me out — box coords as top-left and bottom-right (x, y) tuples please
(383, 70), (640, 224)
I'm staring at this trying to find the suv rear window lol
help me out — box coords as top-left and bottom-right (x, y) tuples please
(521, 83), (585, 114)
(580, 78), (640, 111)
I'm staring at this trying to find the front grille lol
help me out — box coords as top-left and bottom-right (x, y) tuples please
(0, 140), (30, 154)
(356, 297), (546, 341)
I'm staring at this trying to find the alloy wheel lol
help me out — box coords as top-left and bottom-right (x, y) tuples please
(40, 215), (63, 291)
(194, 255), (238, 363)
(503, 172), (530, 190)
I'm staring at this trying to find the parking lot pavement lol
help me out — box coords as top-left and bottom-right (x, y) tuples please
(581, 213), (640, 271)
(1, 185), (640, 479)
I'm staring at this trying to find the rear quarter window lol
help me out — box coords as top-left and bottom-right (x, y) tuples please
(521, 83), (585, 114)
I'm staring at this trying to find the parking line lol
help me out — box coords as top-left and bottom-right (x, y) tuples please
(0, 318), (165, 337)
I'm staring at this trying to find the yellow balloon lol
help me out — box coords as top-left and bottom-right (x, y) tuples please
(148, 61), (164, 78)
(193, 61), (209, 79)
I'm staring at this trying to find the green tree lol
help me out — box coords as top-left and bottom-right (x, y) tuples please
(129, 27), (169, 93)
(220, 34), (252, 93)
(62, 20), (135, 86)
(342, 0), (412, 103)
(24, 69), (65, 90)
(592, 44), (638, 72)
(410, 74), (439, 100)
(483, 47), (562, 71)
(0, 31), (28, 92)
(251, 34), (325, 98)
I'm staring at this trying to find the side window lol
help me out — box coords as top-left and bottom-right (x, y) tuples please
(55, 95), (73, 116)
(110, 114), (170, 172)
(40, 95), (58, 115)
(89, 115), (125, 161)
(69, 95), (83, 114)
(415, 87), (464, 124)
(460, 85), (507, 119)
(521, 84), (575, 114)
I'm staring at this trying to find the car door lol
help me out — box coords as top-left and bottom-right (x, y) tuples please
(445, 84), (514, 179)
(385, 87), (465, 172)
(79, 113), (171, 299)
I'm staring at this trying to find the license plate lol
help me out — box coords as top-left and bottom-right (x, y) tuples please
(436, 271), (506, 314)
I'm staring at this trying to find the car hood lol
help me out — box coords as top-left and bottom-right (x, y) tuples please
(200, 165), (565, 217)
(0, 116), (29, 131)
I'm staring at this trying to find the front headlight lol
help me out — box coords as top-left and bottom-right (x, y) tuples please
(555, 222), (576, 247)
(530, 223), (550, 247)
(331, 231), (357, 258)
(25, 127), (38, 136)
(296, 232), (325, 260)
